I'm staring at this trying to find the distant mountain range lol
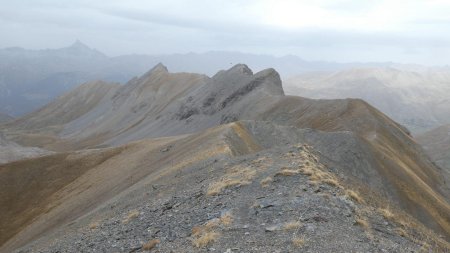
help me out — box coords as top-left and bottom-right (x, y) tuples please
(0, 41), (425, 117)
(284, 67), (450, 134)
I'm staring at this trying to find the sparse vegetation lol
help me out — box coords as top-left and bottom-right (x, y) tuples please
(89, 221), (99, 229)
(283, 221), (302, 230)
(275, 168), (299, 176)
(346, 190), (364, 204)
(355, 218), (369, 230)
(219, 211), (233, 226)
(395, 227), (407, 237)
(292, 236), (306, 247)
(299, 165), (315, 176)
(191, 212), (233, 248)
(191, 220), (221, 248)
(322, 178), (340, 187)
(192, 231), (220, 248)
(260, 176), (273, 187)
(207, 166), (256, 196)
(379, 207), (394, 220)
(122, 209), (140, 224)
(142, 239), (160, 251)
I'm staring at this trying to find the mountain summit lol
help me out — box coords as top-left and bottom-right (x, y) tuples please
(56, 40), (106, 58)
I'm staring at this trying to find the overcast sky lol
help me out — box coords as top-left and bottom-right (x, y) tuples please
(1, 0), (450, 65)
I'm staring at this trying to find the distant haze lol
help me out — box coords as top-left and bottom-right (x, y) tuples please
(1, 0), (450, 65)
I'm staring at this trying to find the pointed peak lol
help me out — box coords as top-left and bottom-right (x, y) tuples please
(150, 63), (169, 73)
(212, 64), (253, 79)
(139, 63), (169, 80)
(69, 40), (90, 49)
(229, 64), (253, 75)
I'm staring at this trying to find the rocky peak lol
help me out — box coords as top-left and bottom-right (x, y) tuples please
(139, 63), (169, 80)
(228, 64), (253, 76)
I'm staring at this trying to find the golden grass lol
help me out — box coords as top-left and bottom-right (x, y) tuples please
(322, 178), (340, 187)
(191, 220), (220, 248)
(395, 227), (407, 237)
(192, 231), (220, 248)
(260, 176), (273, 187)
(299, 166), (315, 176)
(275, 168), (299, 176)
(219, 211), (233, 226)
(292, 236), (306, 247)
(191, 211), (234, 248)
(346, 190), (364, 204)
(207, 166), (256, 196)
(355, 218), (369, 230)
(142, 239), (160, 251)
(122, 209), (140, 224)
(88, 221), (99, 229)
(283, 221), (302, 230)
(379, 207), (394, 220)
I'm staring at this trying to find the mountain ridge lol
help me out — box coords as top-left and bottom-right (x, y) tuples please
(1, 42), (440, 117)
(2, 63), (450, 249)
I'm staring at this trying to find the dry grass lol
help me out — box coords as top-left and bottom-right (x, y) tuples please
(299, 164), (343, 190)
(346, 190), (364, 204)
(142, 239), (160, 251)
(219, 211), (233, 226)
(292, 236), (306, 247)
(275, 168), (299, 176)
(395, 227), (407, 237)
(260, 176), (273, 187)
(355, 218), (369, 230)
(322, 178), (340, 187)
(283, 221), (302, 230)
(122, 209), (140, 224)
(379, 207), (394, 220)
(192, 231), (220, 248)
(207, 166), (256, 196)
(299, 166), (315, 176)
(89, 221), (99, 229)
(191, 220), (220, 248)
(191, 212), (233, 248)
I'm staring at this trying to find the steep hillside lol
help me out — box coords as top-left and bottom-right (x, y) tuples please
(1, 121), (449, 252)
(417, 124), (450, 175)
(2, 64), (450, 252)
(284, 67), (450, 134)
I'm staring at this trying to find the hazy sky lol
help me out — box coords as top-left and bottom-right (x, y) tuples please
(1, 0), (450, 65)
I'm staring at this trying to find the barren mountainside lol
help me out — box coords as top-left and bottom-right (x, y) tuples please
(1, 64), (449, 252)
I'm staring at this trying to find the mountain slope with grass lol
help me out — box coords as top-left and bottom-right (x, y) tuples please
(1, 64), (449, 252)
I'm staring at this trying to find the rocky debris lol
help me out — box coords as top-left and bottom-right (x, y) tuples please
(15, 144), (440, 253)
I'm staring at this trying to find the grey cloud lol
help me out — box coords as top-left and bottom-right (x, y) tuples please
(1, 0), (450, 65)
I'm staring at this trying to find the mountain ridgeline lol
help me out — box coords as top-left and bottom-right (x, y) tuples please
(0, 42), (421, 117)
(1, 64), (450, 252)
(284, 67), (450, 134)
